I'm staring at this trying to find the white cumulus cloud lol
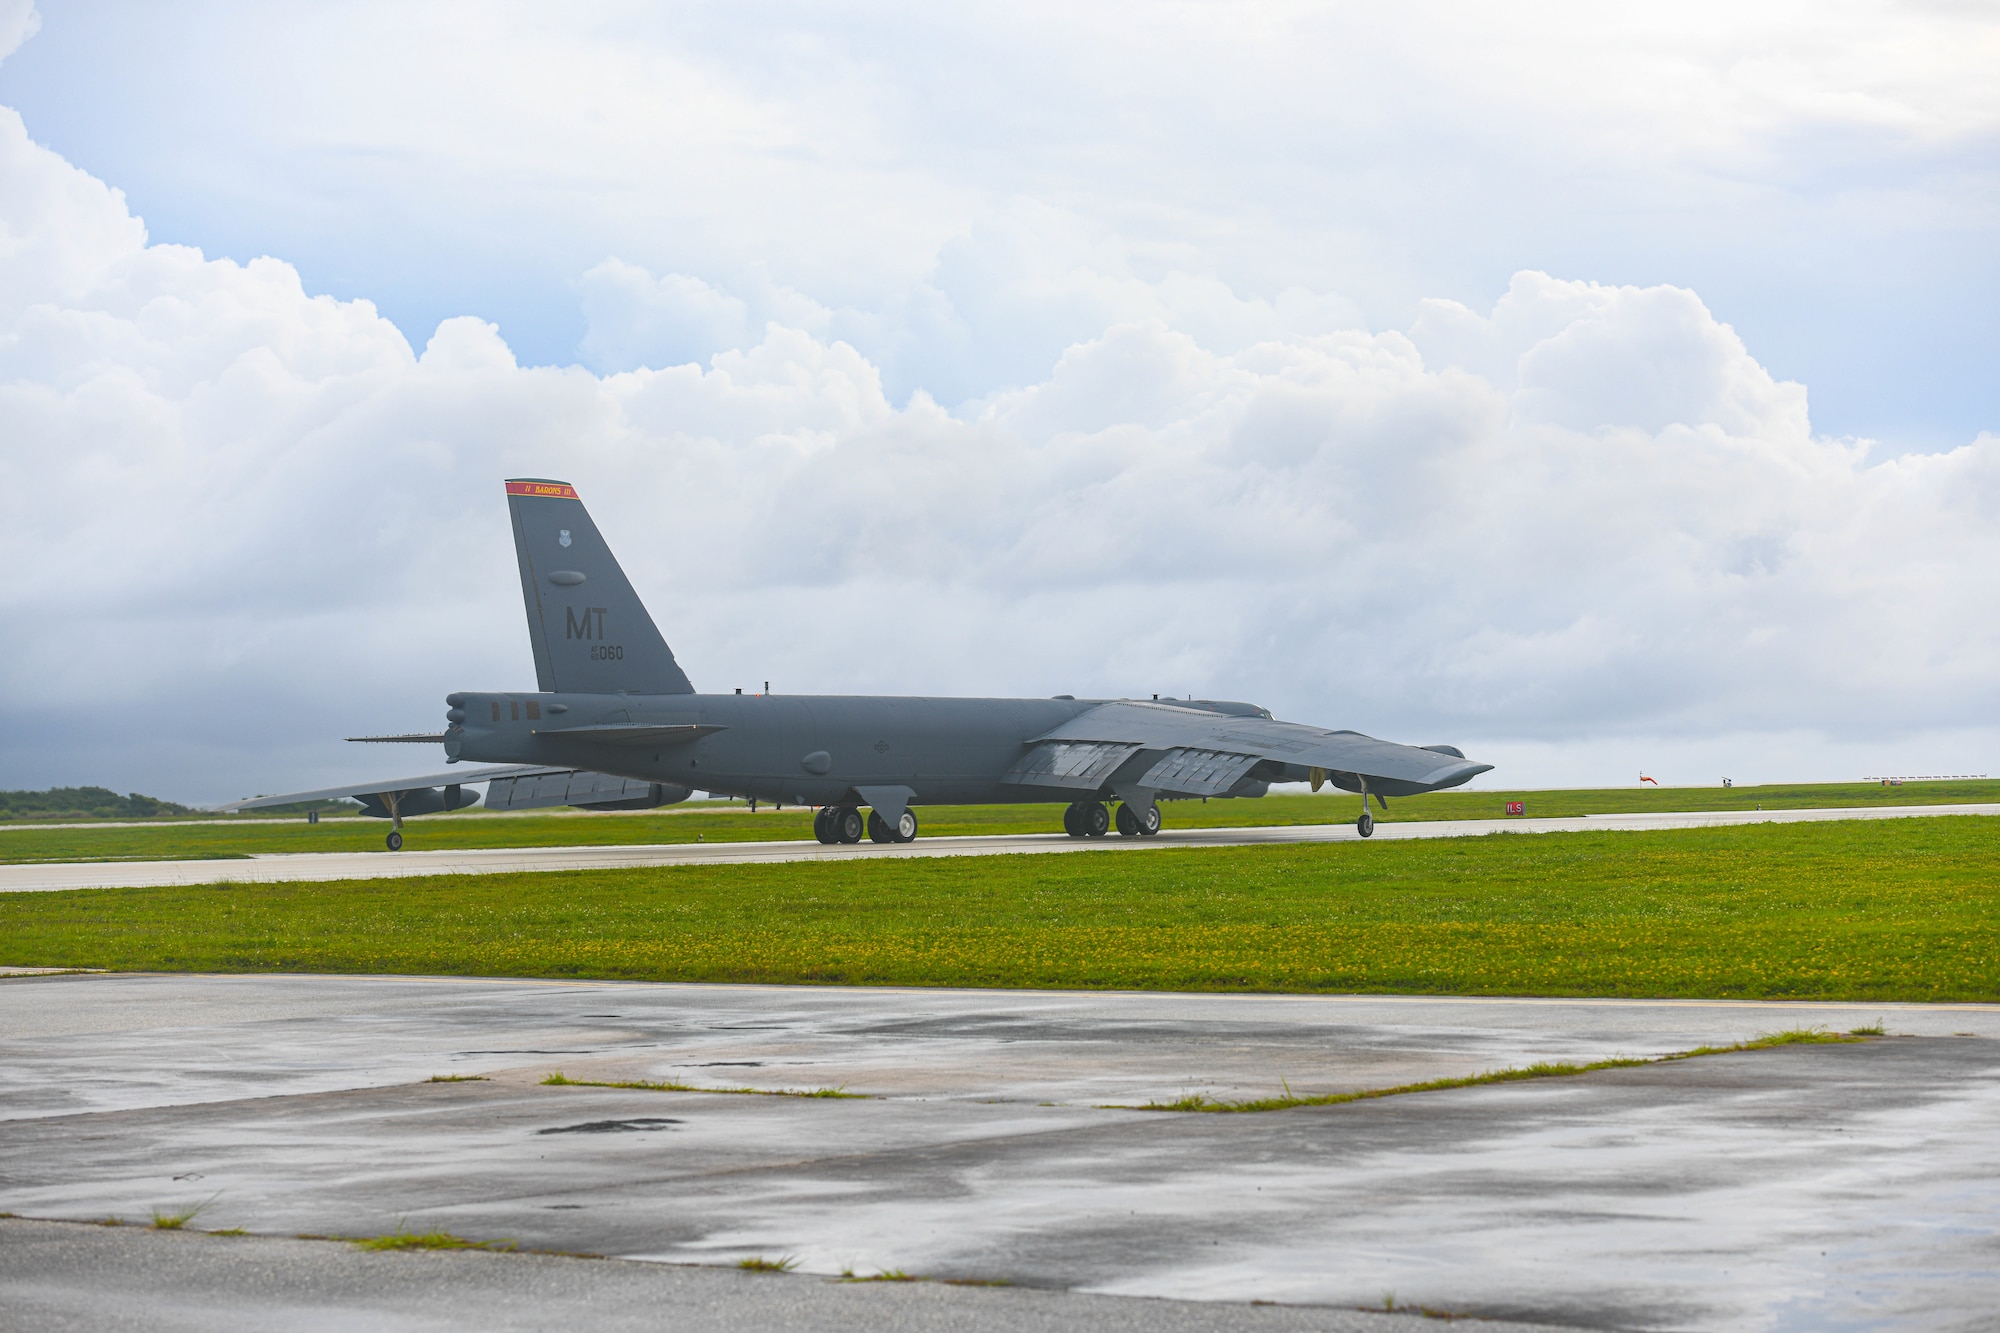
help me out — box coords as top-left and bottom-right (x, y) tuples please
(0, 99), (1995, 801)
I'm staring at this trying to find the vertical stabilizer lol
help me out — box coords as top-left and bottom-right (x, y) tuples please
(505, 479), (694, 695)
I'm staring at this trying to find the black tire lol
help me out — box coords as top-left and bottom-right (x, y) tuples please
(835, 807), (865, 844)
(1062, 804), (1086, 837)
(1357, 811), (1374, 838)
(894, 809), (919, 843)
(1137, 803), (1162, 837)
(868, 810), (896, 843)
(1115, 803), (1141, 837)
(812, 808), (833, 844)
(1083, 802), (1111, 837)
(386, 830), (403, 852)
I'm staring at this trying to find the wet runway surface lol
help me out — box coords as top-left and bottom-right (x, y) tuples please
(4, 973), (1999, 1329)
(4, 801), (1996, 893)
(0, 1220), (1558, 1333)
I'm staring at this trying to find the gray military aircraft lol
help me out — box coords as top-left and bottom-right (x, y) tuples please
(227, 478), (1491, 849)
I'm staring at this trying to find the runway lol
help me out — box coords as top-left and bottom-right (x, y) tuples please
(3, 801), (1996, 893)
(4, 972), (1998, 1330)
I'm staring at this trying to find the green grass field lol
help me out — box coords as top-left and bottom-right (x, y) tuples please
(2, 779), (1994, 865)
(5, 815), (1996, 1001)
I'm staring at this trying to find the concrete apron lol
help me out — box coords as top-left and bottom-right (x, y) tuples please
(3, 972), (1999, 1329)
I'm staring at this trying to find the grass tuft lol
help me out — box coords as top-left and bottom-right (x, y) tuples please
(542, 1070), (862, 1098)
(426, 1074), (488, 1083)
(736, 1255), (798, 1272)
(353, 1229), (515, 1252)
(1132, 1029), (1864, 1113)
(1848, 1021), (1888, 1036)
(150, 1204), (205, 1230)
(845, 1268), (918, 1282)
(209, 1227), (249, 1237)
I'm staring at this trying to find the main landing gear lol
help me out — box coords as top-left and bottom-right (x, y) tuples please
(814, 806), (864, 844)
(1063, 801), (1110, 837)
(386, 829), (403, 851)
(1064, 800), (1160, 838)
(813, 805), (916, 845)
(868, 809), (919, 844)
(1115, 801), (1162, 837)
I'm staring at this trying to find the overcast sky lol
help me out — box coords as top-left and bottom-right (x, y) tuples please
(2, 0), (1996, 802)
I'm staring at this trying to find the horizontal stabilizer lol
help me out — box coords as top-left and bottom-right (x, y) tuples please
(347, 733), (449, 744)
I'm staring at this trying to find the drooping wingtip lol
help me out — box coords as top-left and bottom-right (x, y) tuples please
(1421, 759), (1494, 789)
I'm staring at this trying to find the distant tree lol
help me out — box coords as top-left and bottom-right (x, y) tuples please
(0, 786), (196, 820)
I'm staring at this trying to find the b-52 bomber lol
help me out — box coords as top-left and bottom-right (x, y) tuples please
(225, 479), (1491, 849)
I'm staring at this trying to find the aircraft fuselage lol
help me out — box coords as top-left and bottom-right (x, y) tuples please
(448, 690), (1281, 807)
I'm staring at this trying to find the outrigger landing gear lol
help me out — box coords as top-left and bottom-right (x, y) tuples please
(386, 828), (403, 851)
(1063, 801), (1111, 837)
(1355, 779), (1384, 838)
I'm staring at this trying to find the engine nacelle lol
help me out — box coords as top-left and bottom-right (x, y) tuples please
(356, 784), (482, 819)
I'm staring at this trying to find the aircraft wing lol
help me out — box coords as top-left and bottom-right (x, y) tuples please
(217, 766), (569, 812)
(1004, 700), (1490, 799)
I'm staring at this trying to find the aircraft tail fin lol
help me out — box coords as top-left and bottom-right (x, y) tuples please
(505, 479), (694, 695)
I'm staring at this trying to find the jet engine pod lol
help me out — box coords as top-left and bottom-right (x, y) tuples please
(358, 787), (448, 819)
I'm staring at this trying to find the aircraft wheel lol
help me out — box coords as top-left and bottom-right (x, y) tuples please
(1137, 803), (1162, 837)
(812, 807), (834, 844)
(894, 809), (919, 843)
(385, 831), (404, 852)
(1357, 810), (1374, 838)
(1062, 804), (1086, 837)
(1115, 803), (1141, 837)
(867, 810), (896, 843)
(834, 806), (866, 844)
(1083, 801), (1111, 837)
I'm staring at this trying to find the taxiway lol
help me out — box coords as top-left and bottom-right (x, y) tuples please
(3, 801), (1996, 893)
